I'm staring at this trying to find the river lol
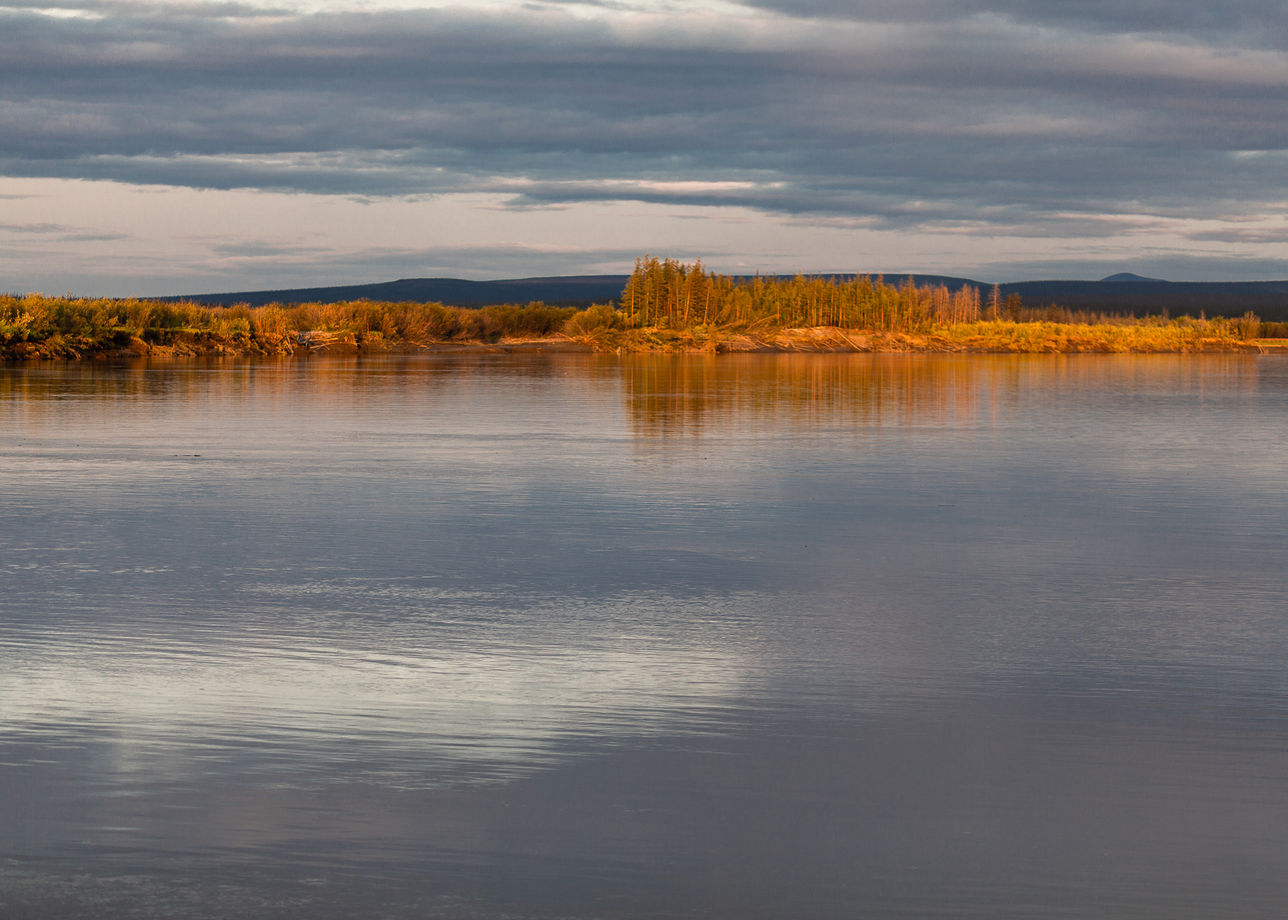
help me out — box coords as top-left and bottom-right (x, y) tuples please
(2, 353), (1287, 918)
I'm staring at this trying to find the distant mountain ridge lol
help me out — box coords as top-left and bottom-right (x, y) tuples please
(167, 273), (1288, 322)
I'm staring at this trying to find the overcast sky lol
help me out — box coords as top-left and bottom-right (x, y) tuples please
(2, 0), (1286, 295)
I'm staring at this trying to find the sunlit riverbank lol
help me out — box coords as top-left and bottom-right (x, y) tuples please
(3, 292), (1281, 359)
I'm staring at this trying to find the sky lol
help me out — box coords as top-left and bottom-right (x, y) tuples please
(2, 0), (1287, 296)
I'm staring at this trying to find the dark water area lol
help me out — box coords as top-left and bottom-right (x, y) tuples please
(2, 353), (1287, 919)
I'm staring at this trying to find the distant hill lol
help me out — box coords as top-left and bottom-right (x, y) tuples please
(1002, 280), (1288, 322)
(1099, 272), (1165, 283)
(167, 273), (1288, 323)
(167, 275), (633, 308)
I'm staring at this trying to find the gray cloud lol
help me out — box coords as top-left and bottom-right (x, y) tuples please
(737, 0), (1288, 45)
(59, 231), (130, 241)
(0, 220), (129, 242)
(0, 222), (71, 234)
(1, 1), (1286, 244)
(208, 240), (337, 259)
(1186, 228), (1288, 244)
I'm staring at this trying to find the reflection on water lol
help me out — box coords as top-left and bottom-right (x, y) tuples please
(624, 353), (998, 435)
(2, 354), (1287, 919)
(620, 352), (1274, 435)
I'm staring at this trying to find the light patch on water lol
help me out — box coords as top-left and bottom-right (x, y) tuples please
(0, 595), (755, 786)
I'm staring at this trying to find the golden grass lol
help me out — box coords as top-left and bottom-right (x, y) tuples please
(564, 319), (1260, 354)
(930, 320), (1252, 353)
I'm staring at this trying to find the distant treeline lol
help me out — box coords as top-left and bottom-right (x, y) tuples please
(617, 256), (1286, 335)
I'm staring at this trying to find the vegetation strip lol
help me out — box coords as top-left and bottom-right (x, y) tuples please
(4, 257), (1283, 359)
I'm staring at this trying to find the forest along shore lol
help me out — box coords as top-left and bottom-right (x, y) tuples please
(4, 258), (1286, 360)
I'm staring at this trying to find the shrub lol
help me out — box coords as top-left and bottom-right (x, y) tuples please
(564, 303), (623, 336)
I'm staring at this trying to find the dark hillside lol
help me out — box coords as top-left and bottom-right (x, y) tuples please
(1002, 280), (1288, 322)
(1099, 272), (1164, 283)
(168, 275), (632, 308)
(163, 274), (1288, 322)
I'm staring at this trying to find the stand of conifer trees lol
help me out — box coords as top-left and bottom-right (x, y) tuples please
(618, 256), (983, 331)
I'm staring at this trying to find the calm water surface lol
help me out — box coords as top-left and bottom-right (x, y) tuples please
(2, 353), (1286, 919)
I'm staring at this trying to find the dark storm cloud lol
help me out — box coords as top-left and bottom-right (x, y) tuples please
(1, 0), (1286, 235)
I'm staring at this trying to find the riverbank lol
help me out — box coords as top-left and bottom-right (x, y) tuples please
(2, 293), (1282, 359)
(0, 329), (594, 360)
(588, 323), (1281, 354)
(5, 325), (1282, 360)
